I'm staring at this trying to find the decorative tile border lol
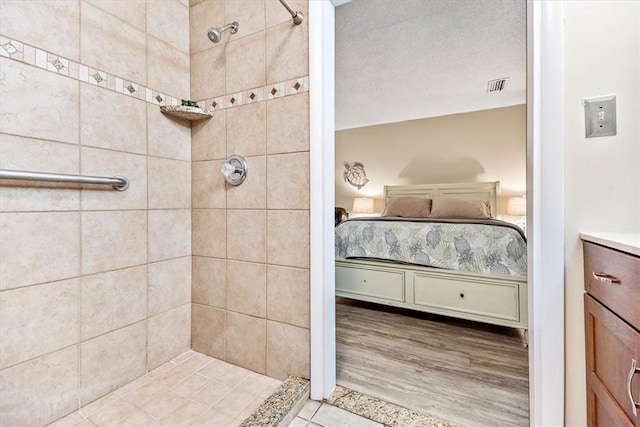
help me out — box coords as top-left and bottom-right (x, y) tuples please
(0, 34), (310, 114)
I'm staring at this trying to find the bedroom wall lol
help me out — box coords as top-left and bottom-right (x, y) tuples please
(335, 105), (526, 217)
(0, 1), (191, 425)
(189, 0), (311, 380)
(563, 1), (640, 426)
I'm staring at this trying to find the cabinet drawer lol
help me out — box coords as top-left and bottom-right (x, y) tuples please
(413, 274), (520, 322)
(336, 265), (405, 302)
(584, 295), (640, 426)
(584, 241), (640, 330)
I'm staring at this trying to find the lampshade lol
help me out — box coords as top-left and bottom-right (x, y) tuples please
(352, 197), (374, 214)
(507, 196), (527, 216)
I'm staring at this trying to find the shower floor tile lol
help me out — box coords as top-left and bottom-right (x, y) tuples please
(48, 351), (282, 427)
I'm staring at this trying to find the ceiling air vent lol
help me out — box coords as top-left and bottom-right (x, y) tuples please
(487, 78), (509, 93)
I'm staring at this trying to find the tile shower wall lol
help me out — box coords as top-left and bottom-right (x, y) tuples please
(189, 0), (311, 380)
(0, 1), (191, 425)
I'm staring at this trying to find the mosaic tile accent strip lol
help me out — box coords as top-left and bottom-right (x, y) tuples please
(199, 76), (309, 112)
(0, 34), (310, 114)
(0, 34), (180, 107)
(325, 386), (460, 427)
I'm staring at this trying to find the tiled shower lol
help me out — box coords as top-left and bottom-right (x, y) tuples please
(0, 1), (311, 425)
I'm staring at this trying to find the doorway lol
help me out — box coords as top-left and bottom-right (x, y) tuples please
(308, 0), (565, 426)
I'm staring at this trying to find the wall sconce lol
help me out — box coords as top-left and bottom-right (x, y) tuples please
(352, 197), (374, 216)
(507, 195), (526, 231)
(220, 155), (248, 186)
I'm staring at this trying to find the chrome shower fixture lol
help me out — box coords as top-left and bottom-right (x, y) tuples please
(279, 0), (304, 25)
(207, 21), (239, 43)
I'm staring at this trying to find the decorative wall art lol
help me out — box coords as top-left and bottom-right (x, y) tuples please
(343, 161), (369, 189)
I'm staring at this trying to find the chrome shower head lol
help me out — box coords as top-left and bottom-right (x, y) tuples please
(207, 21), (239, 43)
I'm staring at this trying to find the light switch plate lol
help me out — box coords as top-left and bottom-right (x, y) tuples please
(583, 95), (616, 138)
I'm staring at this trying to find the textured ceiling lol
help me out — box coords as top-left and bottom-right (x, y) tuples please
(335, 0), (526, 130)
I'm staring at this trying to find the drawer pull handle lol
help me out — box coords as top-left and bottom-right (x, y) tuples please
(627, 358), (640, 417)
(592, 272), (621, 284)
(459, 293), (465, 299)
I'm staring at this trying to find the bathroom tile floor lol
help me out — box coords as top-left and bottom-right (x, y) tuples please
(48, 350), (282, 427)
(288, 400), (382, 427)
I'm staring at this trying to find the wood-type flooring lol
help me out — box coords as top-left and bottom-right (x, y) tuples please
(335, 297), (529, 427)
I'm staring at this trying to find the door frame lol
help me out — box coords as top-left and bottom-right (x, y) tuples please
(308, 1), (566, 425)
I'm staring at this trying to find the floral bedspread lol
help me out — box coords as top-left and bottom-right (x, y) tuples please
(335, 218), (527, 278)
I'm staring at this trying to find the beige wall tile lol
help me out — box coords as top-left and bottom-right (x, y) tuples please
(226, 32), (266, 94)
(0, 134), (80, 212)
(191, 303), (225, 359)
(81, 3), (147, 84)
(80, 147), (147, 211)
(225, 0), (264, 39)
(0, 0), (80, 60)
(0, 346), (79, 427)
(266, 93), (309, 154)
(266, 321), (309, 380)
(0, 279), (78, 369)
(190, 0), (226, 54)
(227, 260), (266, 318)
(85, 0), (146, 31)
(226, 312), (266, 374)
(80, 322), (146, 405)
(148, 36), (190, 98)
(267, 210), (309, 268)
(227, 209), (266, 263)
(192, 256), (226, 308)
(81, 84), (146, 154)
(267, 265), (309, 328)
(81, 210), (147, 275)
(266, 20), (309, 84)
(81, 266), (147, 340)
(0, 59), (79, 145)
(192, 160), (226, 209)
(148, 105), (191, 161)
(190, 0), (206, 7)
(265, 0), (308, 29)
(148, 209), (191, 261)
(147, 0), (190, 53)
(192, 110), (226, 161)
(0, 212), (79, 290)
(147, 304), (191, 370)
(149, 257), (191, 316)
(148, 157), (191, 209)
(226, 102), (266, 157)
(267, 152), (309, 209)
(192, 209), (226, 258)
(191, 47), (226, 101)
(226, 156), (266, 209)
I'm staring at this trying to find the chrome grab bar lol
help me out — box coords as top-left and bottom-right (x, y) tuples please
(0, 169), (129, 191)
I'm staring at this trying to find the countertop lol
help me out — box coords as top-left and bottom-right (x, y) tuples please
(579, 231), (640, 257)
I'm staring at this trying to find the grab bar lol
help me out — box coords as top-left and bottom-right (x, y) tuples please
(0, 169), (129, 191)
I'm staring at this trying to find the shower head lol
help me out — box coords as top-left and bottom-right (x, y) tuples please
(207, 21), (239, 43)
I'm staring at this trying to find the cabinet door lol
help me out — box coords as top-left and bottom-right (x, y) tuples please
(585, 295), (640, 427)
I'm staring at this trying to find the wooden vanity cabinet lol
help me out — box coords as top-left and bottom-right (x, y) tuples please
(583, 241), (640, 427)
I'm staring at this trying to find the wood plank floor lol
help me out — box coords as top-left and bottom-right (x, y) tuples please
(335, 297), (529, 427)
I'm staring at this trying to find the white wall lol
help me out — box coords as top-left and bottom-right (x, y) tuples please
(335, 105), (526, 215)
(563, 1), (640, 425)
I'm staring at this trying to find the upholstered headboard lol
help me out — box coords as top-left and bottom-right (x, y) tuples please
(383, 182), (500, 217)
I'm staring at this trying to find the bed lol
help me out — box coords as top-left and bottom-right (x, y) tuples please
(335, 182), (528, 330)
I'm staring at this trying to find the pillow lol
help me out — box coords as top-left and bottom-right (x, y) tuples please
(430, 198), (491, 219)
(381, 197), (432, 218)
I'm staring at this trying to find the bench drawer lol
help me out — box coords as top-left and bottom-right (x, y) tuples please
(414, 273), (521, 322)
(336, 265), (405, 302)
